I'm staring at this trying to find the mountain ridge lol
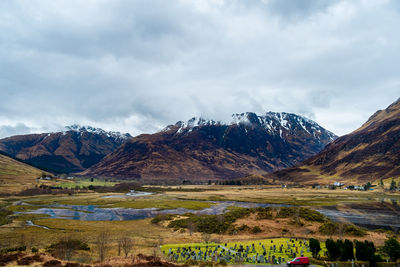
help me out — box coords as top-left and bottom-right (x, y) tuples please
(0, 125), (132, 174)
(271, 98), (400, 184)
(81, 111), (337, 182)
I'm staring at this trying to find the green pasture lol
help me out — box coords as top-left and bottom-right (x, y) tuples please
(162, 238), (327, 264)
(56, 178), (117, 189)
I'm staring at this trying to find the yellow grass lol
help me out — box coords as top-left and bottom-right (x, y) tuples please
(0, 154), (48, 194)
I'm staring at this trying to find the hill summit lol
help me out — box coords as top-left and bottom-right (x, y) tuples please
(272, 98), (400, 183)
(0, 125), (132, 173)
(81, 112), (336, 182)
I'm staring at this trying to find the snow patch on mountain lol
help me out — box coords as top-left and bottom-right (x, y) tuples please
(164, 111), (336, 142)
(64, 125), (132, 140)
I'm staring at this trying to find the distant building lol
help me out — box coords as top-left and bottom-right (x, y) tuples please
(333, 181), (344, 187)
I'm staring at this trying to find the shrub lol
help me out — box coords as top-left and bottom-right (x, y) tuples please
(168, 207), (251, 234)
(276, 207), (297, 218)
(256, 207), (273, 220)
(237, 224), (250, 231)
(31, 247), (38, 253)
(0, 208), (12, 226)
(251, 226), (262, 234)
(48, 239), (90, 251)
(151, 214), (175, 224)
(343, 224), (366, 237)
(0, 246), (26, 253)
(319, 221), (338, 235)
(281, 228), (289, 234)
(299, 208), (325, 222)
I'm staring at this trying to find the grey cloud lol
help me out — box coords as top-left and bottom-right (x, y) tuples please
(0, 123), (32, 139)
(0, 0), (399, 137)
(262, 0), (339, 20)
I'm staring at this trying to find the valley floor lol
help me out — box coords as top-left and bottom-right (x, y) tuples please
(0, 185), (399, 265)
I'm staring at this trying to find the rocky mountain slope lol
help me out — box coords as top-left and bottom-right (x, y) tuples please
(81, 112), (336, 181)
(272, 98), (400, 184)
(0, 125), (132, 174)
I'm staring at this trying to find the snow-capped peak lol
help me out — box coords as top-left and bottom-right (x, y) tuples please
(64, 125), (132, 140)
(166, 112), (336, 141)
(173, 117), (221, 133)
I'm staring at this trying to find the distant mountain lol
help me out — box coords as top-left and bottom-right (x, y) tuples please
(0, 125), (132, 173)
(0, 152), (47, 193)
(272, 98), (400, 184)
(81, 112), (336, 182)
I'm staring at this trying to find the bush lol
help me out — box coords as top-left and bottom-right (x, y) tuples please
(299, 208), (325, 222)
(276, 207), (297, 218)
(0, 208), (12, 226)
(168, 207), (251, 234)
(251, 226), (262, 234)
(48, 239), (90, 251)
(319, 221), (338, 235)
(151, 214), (175, 224)
(31, 247), (38, 253)
(237, 224), (250, 231)
(0, 246), (26, 253)
(343, 224), (366, 237)
(275, 207), (326, 222)
(256, 207), (273, 220)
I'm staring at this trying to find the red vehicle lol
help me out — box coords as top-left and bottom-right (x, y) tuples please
(287, 257), (310, 267)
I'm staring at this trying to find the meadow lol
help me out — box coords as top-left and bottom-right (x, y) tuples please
(161, 237), (323, 264)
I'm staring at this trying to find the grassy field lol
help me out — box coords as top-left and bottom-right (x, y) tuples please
(55, 178), (117, 189)
(161, 237), (326, 264)
(0, 154), (48, 194)
(0, 185), (397, 264)
(13, 192), (212, 210)
(162, 185), (400, 206)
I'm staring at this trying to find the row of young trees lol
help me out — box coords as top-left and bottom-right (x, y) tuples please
(309, 237), (400, 263)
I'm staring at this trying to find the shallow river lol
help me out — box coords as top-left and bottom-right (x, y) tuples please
(21, 192), (399, 230)
(22, 201), (283, 221)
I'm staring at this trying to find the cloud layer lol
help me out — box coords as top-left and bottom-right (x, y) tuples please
(0, 0), (399, 138)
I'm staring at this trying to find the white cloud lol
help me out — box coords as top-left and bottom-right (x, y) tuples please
(0, 0), (399, 138)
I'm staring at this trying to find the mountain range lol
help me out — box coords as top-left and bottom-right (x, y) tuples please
(1, 97), (399, 187)
(81, 112), (336, 182)
(0, 125), (132, 174)
(272, 98), (400, 183)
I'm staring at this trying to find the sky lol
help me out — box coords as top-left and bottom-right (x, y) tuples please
(0, 0), (399, 138)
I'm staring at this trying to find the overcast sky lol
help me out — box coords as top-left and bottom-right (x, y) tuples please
(0, 0), (399, 138)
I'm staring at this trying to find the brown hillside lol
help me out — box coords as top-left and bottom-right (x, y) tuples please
(81, 112), (336, 182)
(0, 126), (131, 174)
(0, 154), (47, 193)
(272, 98), (400, 184)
